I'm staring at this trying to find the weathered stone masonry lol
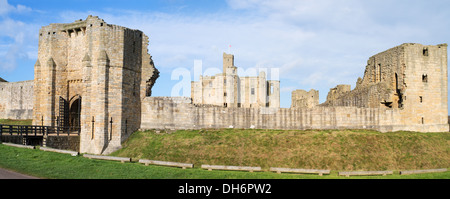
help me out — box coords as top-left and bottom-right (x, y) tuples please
(32, 16), (159, 154)
(321, 43), (448, 132)
(141, 97), (401, 132)
(0, 80), (34, 120)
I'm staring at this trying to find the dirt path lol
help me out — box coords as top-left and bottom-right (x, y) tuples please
(0, 168), (39, 179)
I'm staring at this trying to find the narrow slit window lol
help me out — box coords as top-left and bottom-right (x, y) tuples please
(422, 74), (428, 82)
(419, 96), (423, 103)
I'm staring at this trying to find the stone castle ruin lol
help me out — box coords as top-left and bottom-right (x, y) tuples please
(0, 16), (448, 154)
(321, 43), (448, 131)
(191, 53), (280, 108)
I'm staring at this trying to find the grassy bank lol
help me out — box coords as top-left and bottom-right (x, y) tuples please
(0, 144), (448, 179)
(0, 119), (448, 178)
(112, 129), (450, 171)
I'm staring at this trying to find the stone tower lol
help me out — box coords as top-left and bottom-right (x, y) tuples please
(191, 53), (280, 108)
(323, 43), (448, 132)
(33, 16), (159, 154)
(223, 52), (237, 75)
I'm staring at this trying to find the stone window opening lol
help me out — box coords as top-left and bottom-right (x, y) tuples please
(378, 64), (382, 82)
(381, 100), (392, 108)
(395, 73), (403, 108)
(251, 88), (255, 95)
(224, 92), (227, 97)
(422, 74), (428, 83)
(133, 81), (136, 96)
(224, 103), (227, 108)
(91, 116), (95, 140)
(100, 23), (103, 26)
(423, 48), (429, 56)
(420, 96), (423, 103)
(421, 117), (424, 124)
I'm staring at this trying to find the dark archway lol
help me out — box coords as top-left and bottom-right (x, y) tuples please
(68, 96), (81, 132)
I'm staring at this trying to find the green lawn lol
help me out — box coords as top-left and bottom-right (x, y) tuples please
(0, 119), (32, 125)
(0, 144), (448, 179)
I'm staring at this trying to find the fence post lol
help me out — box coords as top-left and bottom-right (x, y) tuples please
(43, 126), (47, 147)
(109, 117), (113, 141)
(24, 126), (28, 145)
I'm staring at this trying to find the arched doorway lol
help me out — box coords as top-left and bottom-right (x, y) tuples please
(68, 95), (81, 132)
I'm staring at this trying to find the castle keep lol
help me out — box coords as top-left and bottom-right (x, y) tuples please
(0, 16), (448, 154)
(191, 53), (280, 108)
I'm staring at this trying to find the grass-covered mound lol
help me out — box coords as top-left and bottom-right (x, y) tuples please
(112, 129), (450, 171)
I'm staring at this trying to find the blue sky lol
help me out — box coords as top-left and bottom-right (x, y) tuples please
(1, 0), (449, 108)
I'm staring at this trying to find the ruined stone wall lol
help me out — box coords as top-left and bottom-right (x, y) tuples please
(291, 89), (319, 108)
(321, 43), (448, 132)
(0, 80), (34, 120)
(141, 96), (448, 132)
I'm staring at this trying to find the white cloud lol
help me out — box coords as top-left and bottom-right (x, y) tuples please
(0, 0), (37, 72)
(0, 0), (32, 16)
